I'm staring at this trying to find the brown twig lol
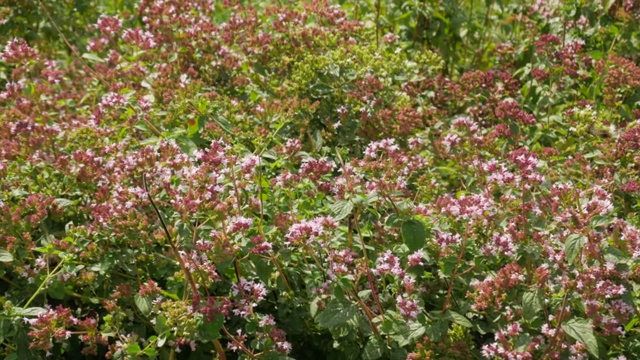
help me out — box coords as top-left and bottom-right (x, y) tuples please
(142, 174), (199, 304)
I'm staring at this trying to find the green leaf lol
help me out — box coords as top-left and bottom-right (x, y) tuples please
(561, 318), (599, 358)
(407, 320), (426, 339)
(47, 281), (66, 300)
(157, 334), (167, 347)
(522, 290), (543, 321)
(0, 250), (13, 263)
(587, 50), (604, 60)
(198, 314), (224, 341)
(188, 115), (207, 137)
(309, 82), (333, 98)
(312, 130), (323, 150)
(363, 337), (384, 360)
(143, 345), (157, 357)
(212, 114), (232, 134)
(81, 53), (105, 63)
(14, 325), (41, 360)
(625, 316), (638, 333)
(126, 342), (142, 354)
(424, 319), (448, 342)
(330, 200), (353, 221)
(441, 256), (458, 277)
(316, 300), (357, 328)
(13, 307), (45, 317)
(54, 198), (74, 209)
(175, 135), (198, 155)
(401, 219), (427, 251)
(134, 295), (152, 316)
(446, 311), (472, 328)
(565, 234), (586, 264)
(310, 296), (321, 318)
(187, 116), (198, 136)
(514, 334), (533, 351)
(590, 215), (611, 228)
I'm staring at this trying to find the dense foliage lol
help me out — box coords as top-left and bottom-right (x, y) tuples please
(2, 0), (640, 359)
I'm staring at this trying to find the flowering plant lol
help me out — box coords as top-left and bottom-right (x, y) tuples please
(2, 0), (640, 359)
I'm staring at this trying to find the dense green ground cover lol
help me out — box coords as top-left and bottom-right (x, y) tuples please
(2, 0), (640, 358)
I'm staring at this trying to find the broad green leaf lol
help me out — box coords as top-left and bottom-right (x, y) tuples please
(446, 311), (472, 328)
(15, 325), (41, 360)
(198, 314), (224, 341)
(187, 116), (199, 136)
(126, 342), (142, 354)
(565, 234), (586, 264)
(312, 129), (323, 150)
(401, 219), (427, 251)
(154, 316), (169, 334)
(54, 198), (74, 208)
(47, 281), (66, 300)
(134, 295), (152, 316)
(441, 256), (459, 277)
(143, 345), (157, 357)
(407, 320), (426, 339)
(625, 317), (639, 333)
(212, 114), (232, 134)
(522, 290), (543, 321)
(309, 82), (333, 98)
(587, 50), (604, 60)
(424, 319), (448, 342)
(561, 318), (599, 358)
(188, 115), (207, 137)
(310, 296), (321, 318)
(81, 53), (105, 63)
(514, 334), (533, 351)
(176, 135), (198, 155)
(0, 250), (13, 263)
(330, 200), (353, 221)
(13, 307), (45, 317)
(363, 337), (384, 360)
(316, 300), (357, 328)
(590, 215), (611, 228)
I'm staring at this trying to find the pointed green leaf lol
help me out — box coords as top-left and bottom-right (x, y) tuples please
(561, 318), (599, 358)
(565, 234), (586, 264)
(316, 300), (357, 328)
(330, 200), (353, 221)
(134, 295), (152, 316)
(0, 250), (13, 263)
(198, 314), (224, 341)
(47, 280), (66, 300)
(446, 311), (473, 328)
(363, 337), (383, 360)
(213, 114), (232, 134)
(14, 307), (46, 317)
(522, 290), (543, 321)
(81, 53), (105, 63)
(54, 198), (74, 209)
(402, 219), (427, 251)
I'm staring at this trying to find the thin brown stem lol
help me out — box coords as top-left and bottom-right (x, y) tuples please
(350, 288), (382, 338)
(353, 208), (385, 319)
(222, 325), (257, 359)
(143, 174), (199, 304)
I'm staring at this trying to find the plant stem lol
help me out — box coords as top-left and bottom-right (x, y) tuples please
(24, 258), (65, 308)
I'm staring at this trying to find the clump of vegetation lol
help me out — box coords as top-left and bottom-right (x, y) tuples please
(2, 0), (640, 359)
